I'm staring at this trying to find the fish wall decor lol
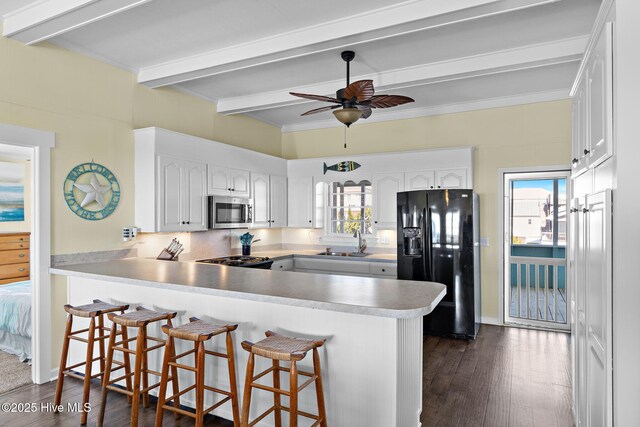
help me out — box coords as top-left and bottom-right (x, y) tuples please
(323, 161), (361, 174)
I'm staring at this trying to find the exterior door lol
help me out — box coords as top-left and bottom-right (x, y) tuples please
(503, 170), (570, 330)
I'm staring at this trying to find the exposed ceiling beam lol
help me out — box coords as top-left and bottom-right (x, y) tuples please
(217, 36), (587, 115)
(2, 0), (153, 45)
(138, 0), (560, 88)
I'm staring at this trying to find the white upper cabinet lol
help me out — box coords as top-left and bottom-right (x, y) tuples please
(571, 22), (613, 175)
(435, 168), (468, 189)
(270, 175), (287, 228)
(229, 168), (251, 198)
(586, 22), (613, 169)
(288, 176), (314, 228)
(157, 155), (206, 232)
(405, 170), (435, 190)
(207, 165), (251, 197)
(372, 172), (404, 229)
(251, 172), (270, 228)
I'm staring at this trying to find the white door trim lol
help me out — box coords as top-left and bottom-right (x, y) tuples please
(0, 124), (55, 384)
(497, 165), (570, 327)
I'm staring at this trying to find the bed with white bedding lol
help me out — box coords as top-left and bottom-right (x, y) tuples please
(0, 280), (31, 362)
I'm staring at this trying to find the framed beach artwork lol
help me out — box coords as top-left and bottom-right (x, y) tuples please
(0, 161), (25, 222)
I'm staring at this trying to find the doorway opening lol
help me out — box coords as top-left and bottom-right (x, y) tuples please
(0, 124), (55, 385)
(502, 170), (570, 330)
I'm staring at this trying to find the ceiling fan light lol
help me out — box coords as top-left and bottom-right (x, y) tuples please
(333, 108), (362, 127)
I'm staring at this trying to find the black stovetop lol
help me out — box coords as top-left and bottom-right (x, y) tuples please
(195, 256), (273, 269)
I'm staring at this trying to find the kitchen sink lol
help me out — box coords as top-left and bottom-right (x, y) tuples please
(316, 251), (369, 257)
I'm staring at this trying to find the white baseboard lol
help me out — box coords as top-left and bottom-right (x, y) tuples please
(481, 316), (502, 326)
(50, 367), (58, 382)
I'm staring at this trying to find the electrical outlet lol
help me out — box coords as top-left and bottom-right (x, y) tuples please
(480, 237), (489, 247)
(380, 235), (390, 245)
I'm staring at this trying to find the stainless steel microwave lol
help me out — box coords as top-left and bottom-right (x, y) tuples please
(208, 196), (252, 229)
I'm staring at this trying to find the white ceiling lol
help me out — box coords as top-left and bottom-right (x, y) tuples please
(0, 0), (601, 131)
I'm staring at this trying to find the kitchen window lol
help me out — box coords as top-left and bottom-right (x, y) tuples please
(328, 180), (372, 235)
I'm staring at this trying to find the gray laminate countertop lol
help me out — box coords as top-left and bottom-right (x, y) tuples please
(50, 258), (445, 319)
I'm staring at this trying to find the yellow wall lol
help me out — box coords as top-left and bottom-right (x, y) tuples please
(282, 100), (572, 320)
(0, 31), (281, 367)
(0, 157), (31, 233)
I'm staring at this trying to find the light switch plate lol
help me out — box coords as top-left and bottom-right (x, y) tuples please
(480, 237), (489, 247)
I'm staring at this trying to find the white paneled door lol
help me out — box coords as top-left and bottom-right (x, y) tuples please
(585, 190), (612, 427)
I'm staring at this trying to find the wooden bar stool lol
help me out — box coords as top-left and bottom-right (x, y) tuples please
(98, 306), (178, 427)
(240, 331), (327, 427)
(155, 317), (241, 427)
(54, 299), (129, 425)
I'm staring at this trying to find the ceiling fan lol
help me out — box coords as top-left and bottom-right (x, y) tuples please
(290, 50), (415, 127)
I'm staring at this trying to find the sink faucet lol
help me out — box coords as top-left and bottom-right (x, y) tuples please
(354, 230), (367, 254)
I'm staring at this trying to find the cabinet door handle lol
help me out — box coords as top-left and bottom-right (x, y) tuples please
(18, 268), (25, 272)
(572, 158), (579, 165)
(583, 149), (590, 155)
(374, 220), (378, 224)
(227, 188), (231, 191)
(570, 208), (578, 213)
(582, 208), (589, 213)
(279, 265), (283, 269)
(231, 188), (235, 191)
(181, 221), (185, 225)
(437, 186), (441, 189)
(308, 220), (312, 223)
(381, 268), (386, 272)
(19, 254), (25, 258)
(429, 186), (434, 189)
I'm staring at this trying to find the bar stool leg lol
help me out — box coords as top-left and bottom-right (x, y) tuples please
(130, 327), (145, 427)
(54, 314), (73, 409)
(167, 318), (181, 419)
(289, 361), (299, 427)
(241, 352), (255, 427)
(313, 348), (327, 427)
(193, 341), (205, 427)
(154, 335), (173, 427)
(80, 318), (96, 425)
(98, 314), (106, 378)
(141, 326), (150, 408)
(98, 323), (118, 427)
(121, 322), (133, 403)
(272, 360), (282, 427)
(226, 331), (241, 426)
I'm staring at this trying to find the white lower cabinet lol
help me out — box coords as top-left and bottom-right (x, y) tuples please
(271, 258), (294, 271)
(571, 190), (612, 427)
(155, 155), (207, 232)
(291, 258), (397, 279)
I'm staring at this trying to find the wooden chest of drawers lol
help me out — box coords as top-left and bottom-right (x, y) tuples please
(0, 233), (30, 285)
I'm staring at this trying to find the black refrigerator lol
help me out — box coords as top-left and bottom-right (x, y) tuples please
(397, 189), (480, 339)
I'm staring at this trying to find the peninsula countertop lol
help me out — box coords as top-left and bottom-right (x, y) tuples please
(51, 258), (444, 319)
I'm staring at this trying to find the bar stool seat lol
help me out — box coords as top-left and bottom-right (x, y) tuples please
(166, 318), (232, 341)
(54, 299), (129, 425)
(98, 306), (178, 427)
(241, 331), (327, 427)
(155, 317), (241, 427)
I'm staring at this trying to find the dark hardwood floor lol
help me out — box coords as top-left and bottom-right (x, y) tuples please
(0, 325), (572, 426)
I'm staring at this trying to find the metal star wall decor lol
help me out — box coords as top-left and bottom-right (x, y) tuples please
(63, 162), (121, 220)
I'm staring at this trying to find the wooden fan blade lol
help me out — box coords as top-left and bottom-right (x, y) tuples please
(300, 104), (341, 116)
(343, 80), (374, 102)
(368, 95), (415, 108)
(290, 92), (341, 103)
(356, 104), (372, 119)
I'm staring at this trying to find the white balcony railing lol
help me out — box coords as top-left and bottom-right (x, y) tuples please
(509, 256), (567, 326)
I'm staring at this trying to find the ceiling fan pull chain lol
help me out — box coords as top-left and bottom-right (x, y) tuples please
(344, 126), (347, 149)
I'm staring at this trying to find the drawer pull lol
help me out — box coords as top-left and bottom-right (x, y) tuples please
(19, 254), (25, 257)
(18, 268), (26, 272)
(382, 268), (386, 272)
